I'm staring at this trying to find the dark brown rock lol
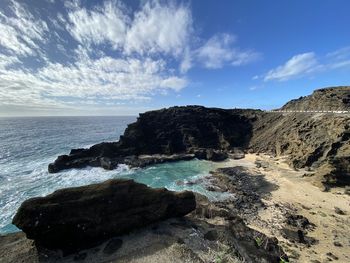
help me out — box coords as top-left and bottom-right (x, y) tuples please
(48, 87), (350, 188)
(285, 214), (315, 230)
(334, 207), (346, 215)
(12, 179), (196, 253)
(228, 217), (289, 263)
(48, 106), (257, 173)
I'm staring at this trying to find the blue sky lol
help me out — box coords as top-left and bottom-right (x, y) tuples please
(0, 0), (349, 116)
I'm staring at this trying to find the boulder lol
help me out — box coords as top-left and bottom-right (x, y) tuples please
(230, 148), (245, 160)
(205, 149), (228, 161)
(12, 179), (196, 252)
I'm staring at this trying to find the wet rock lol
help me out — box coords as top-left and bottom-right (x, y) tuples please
(12, 179), (196, 253)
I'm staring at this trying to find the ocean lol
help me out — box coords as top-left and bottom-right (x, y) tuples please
(0, 116), (228, 234)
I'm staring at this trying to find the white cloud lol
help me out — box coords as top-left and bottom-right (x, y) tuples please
(179, 47), (192, 73)
(0, 1), (48, 56)
(66, 0), (192, 58)
(0, 51), (187, 108)
(326, 46), (350, 69)
(264, 52), (319, 81)
(0, 0), (260, 115)
(0, 54), (19, 69)
(160, 76), (188, 91)
(67, 1), (128, 50)
(196, 33), (260, 69)
(262, 47), (350, 82)
(124, 1), (192, 57)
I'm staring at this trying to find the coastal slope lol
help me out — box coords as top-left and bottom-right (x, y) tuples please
(48, 86), (350, 187)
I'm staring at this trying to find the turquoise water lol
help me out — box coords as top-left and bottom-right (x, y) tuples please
(0, 117), (228, 234)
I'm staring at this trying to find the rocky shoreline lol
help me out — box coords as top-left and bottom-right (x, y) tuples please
(48, 87), (350, 188)
(2, 177), (289, 263)
(1, 86), (350, 262)
(3, 153), (350, 262)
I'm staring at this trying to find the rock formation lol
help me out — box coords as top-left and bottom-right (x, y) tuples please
(281, 86), (350, 111)
(48, 86), (350, 187)
(48, 106), (256, 173)
(3, 192), (288, 263)
(249, 87), (350, 186)
(12, 179), (196, 252)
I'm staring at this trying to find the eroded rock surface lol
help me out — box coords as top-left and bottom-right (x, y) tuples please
(49, 87), (350, 187)
(12, 179), (196, 252)
(2, 193), (288, 263)
(48, 106), (257, 173)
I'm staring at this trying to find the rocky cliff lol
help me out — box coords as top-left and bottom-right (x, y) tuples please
(48, 106), (260, 172)
(249, 87), (350, 186)
(49, 87), (350, 187)
(281, 86), (350, 111)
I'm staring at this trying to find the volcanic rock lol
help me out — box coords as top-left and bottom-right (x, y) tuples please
(12, 179), (196, 252)
(48, 87), (350, 187)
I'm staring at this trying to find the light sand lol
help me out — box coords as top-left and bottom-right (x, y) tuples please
(218, 154), (350, 262)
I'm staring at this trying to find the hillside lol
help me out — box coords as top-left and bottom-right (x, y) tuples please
(281, 86), (350, 111)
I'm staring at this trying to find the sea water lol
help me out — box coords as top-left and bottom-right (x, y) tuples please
(0, 116), (229, 234)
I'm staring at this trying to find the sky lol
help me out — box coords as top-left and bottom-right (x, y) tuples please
(0, 0), (349, 116)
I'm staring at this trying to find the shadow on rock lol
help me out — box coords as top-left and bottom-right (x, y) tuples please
(208, 166), (279, 218)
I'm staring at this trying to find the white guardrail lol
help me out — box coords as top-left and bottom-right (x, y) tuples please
(265, 110), (350, 114)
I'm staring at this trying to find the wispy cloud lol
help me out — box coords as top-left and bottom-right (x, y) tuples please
(326, 46), (350, 69)
(0, 1), (48, 56)
(67, 1), (128, 50)
(196, 33), (260, 69)
(264, 52), (319, 81)
(262, 47), (350, 81)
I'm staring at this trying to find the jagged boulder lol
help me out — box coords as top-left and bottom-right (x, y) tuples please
(12, 179), (196, 252)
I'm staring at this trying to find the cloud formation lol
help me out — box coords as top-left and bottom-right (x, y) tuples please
(0, 1), (48, 56)
(264, 52), (319, 81)
(263, 48), (350, 81)
(196, 33), (260, 69)
(0, 0), (259, 115)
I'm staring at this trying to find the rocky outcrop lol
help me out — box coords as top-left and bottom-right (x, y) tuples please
(281, 86), (350, 111)
(249, 109), (350, 186)
(3, 192), (288, 263)
(12, 179), (196, 252)
(49, 106), (257, 173)
(48, 87), (350, 186)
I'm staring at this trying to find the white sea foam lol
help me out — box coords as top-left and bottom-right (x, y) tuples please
(0, 116), (233, 234)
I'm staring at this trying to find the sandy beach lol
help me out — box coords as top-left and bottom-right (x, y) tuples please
(217, 154), (350, 262)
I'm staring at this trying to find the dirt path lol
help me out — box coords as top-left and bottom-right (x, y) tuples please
(218, 154), (350, 262)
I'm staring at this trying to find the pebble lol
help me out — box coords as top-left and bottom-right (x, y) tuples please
(326, 252), (339, 260)
(333, 241), (342, 247)
(334, 207), (346, 215)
